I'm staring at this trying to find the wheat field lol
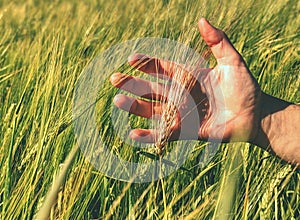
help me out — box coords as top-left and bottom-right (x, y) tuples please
(0, 0), (300, 219)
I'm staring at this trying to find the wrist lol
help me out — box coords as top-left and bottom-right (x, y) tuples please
(251, 92), (292, 151)
(252, 92), (300, 164)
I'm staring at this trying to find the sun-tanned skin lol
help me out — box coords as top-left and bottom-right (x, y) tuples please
(110, 18), (300, 165)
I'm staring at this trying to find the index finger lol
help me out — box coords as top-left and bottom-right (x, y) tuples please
(128, 53), (187, 79)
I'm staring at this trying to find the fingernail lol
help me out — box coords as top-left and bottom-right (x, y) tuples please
(113, 94), (134, 112)
(128, 53), (148, 62)
(110, 73), (119, 84)
(113, 94), (122, 104)
(129, 130), (137, 139)
(128, 54), (136, 62)
(199, 17), (206, 23)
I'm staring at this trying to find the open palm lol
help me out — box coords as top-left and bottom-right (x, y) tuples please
(110, 18), (261, 144)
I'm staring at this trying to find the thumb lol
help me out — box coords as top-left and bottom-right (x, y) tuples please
(198, 18), (243, 63)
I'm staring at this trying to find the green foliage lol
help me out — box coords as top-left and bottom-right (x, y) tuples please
(0, 0), (299, 219)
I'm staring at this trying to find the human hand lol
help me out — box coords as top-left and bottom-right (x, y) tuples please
(110, 18), (262, 148)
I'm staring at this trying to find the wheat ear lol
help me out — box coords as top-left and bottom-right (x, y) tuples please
(154, 65), (198, 155)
